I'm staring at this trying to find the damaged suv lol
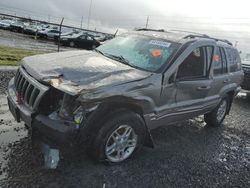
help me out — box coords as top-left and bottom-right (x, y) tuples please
(7, 29), (243, 163)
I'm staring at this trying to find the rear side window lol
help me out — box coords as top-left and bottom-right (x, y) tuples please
(213, 47), (227, 75)
(225, 48), (241, 72)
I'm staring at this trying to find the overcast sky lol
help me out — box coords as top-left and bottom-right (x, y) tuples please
(0, 0), (250, 52)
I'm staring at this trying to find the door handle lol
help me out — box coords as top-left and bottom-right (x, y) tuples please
(197, 86), (211, 90)
(223, 79), (230, 83)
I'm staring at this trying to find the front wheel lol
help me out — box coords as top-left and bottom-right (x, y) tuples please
(88, 110), (146, 163)
(92, 44), (96, 50)
(204, 95), (230, 127)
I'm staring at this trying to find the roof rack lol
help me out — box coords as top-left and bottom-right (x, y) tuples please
(184, 34), (232, 46)
(170, 29), (208, 36)
(136, 28), (165, 32)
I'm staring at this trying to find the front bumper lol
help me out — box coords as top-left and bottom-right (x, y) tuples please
(7, 78), (77, 146)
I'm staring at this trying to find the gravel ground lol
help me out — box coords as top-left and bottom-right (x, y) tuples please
(0, 70), (249, 188)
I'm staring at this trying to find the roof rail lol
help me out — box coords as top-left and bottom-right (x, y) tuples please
(184, 34), (232, 46)
(136, 28), (165, 32)
(170, 29), (208, 36)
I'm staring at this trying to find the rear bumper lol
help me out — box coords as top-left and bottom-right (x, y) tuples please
(7, 78), (77, 146)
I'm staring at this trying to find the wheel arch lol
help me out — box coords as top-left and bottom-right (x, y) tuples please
(225, 90), (235, 114)
(81, 100), (154, 148)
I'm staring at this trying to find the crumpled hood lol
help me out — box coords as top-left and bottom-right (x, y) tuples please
(21, 50), (152, 95)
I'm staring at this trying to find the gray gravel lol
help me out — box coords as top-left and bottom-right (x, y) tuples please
(0, 70), (249, 188)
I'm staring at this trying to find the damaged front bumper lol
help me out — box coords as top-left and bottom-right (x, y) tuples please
(7, 78), (78, 146)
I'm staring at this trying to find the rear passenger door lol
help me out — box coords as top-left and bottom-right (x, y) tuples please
(174, 46), (214, 117)
(207, 46), (229, 103)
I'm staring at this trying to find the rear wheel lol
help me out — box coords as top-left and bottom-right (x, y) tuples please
(88, 110), (146, 163)
(204, 95), (230, 127)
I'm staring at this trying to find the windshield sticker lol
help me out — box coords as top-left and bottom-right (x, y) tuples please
(150, 50), (162, 57)
(149, 40), (171, 48)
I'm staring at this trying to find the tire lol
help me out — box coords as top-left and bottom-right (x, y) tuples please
(88, 110), (146, 163)
(204, 95), (230, 127)
(69, 41), (75, 47)
(92, 44), (96, 50)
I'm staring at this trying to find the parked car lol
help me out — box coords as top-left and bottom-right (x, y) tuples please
(60, 33), (100, 49)
(38, 29), (61, 39)
(54, 30), (82, 41)
(7, 29), (243, 164)
(241, 55), (250, 91)
(9, 21), (25, 33)
(23, 24), (40, 35)
(0, 19), (13, 29)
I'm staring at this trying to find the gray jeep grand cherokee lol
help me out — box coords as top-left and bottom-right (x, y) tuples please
(7, 29), (243, 163)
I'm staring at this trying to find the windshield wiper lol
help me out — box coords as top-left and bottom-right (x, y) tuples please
(105, 54), (131, 65)
(94, 50), (136, 68)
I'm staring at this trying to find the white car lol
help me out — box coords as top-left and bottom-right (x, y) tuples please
(38, 29), (61, 39)
(0, 20), (14, 29)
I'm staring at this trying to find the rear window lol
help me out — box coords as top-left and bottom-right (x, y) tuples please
(225, 48), (241, 72)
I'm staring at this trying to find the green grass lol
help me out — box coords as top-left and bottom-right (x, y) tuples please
(0, 46), (43, 66)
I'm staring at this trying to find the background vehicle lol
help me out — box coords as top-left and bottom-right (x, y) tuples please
(0, 19), (14, 29)
(60, 33), (100, 49)
(7, 29), (243, 164)
(23, 24), (41, 35)
(241, 54), (250, 91)
(38, 29), (61, 39)
(9, 21), (24, 33)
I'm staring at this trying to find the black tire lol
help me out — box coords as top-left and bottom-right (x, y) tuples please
(92, 44), (96, 50)
(204, 95), (230, 127)
(88, 110), (146, 163)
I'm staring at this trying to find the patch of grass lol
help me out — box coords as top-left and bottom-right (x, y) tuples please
(0, 46), (44, 66)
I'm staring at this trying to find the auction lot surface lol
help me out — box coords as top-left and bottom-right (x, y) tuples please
(0, 70), (249, 188)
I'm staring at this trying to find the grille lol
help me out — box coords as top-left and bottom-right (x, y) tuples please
(14, 67), (49, 111)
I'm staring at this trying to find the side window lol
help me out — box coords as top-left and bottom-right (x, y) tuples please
(225, 48), (241, 72)
(87, 36), (93, 40)
(79, 35), (86, 39)
(213, 47), (227, 75)
(221, 48), (228, 73)
(177, 47), (207, 80)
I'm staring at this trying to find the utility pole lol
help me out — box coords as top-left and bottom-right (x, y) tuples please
(57, 17), (64, 52)
(80, 16), (83, 29)
(87, 0), (93, 29)
(145, 16), (149, 28)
